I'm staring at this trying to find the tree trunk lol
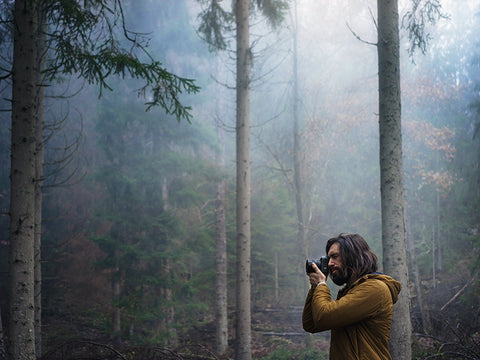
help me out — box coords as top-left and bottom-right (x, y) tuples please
(215, 179), (228, 354)
(377, 1), (412, 359)
(9, 1), (38, 359)
(292, 2), (312, 348)
(215, 125), (228, 355)
(291, 0), (308, 294)
(0, 308), (5, 359)
(34, 6), (47, 357)
(435, 189), (442, 272)
(431, 225), (436, 288)
(274, 252), (279, 302)
(163, 259), (177, 347)
(405, 210), (430, 334)
(159, 180), (177, 347)
(235, 0), (252, 359)
(112, 254), (121, 335)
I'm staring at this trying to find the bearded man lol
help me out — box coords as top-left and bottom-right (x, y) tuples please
(302, 233), (401, 360)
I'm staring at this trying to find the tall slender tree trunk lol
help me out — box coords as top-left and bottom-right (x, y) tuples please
(159, 182), (177, 347)
(215, 124), (228, 355)
(163, 263), (177, 347)
(431, 225), (436, 287)
(405, 205), (430, 334)
(9, 1), (39, 359)
(112, 253), (121, 335)
(215, 178), (228, 355)
(34, 6), (47, 357)
(291, 0), (307, 284)
(377, 1), (412, 359)
(291, 2), (313, 348)
(235, 1), (252, 359)
(292, 0), (302, 239)
(435, 188), (442, 272)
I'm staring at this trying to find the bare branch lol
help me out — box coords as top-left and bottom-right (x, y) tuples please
(440, 277), (475, 311)
(346, 22), (376, 47)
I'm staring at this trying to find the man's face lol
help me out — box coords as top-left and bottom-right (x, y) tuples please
(327, 242), (349, 286)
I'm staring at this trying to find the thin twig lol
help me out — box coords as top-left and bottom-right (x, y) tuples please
(346, 22), (376, 46)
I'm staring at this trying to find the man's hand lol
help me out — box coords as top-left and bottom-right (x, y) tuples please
(308, 262), (327, 287)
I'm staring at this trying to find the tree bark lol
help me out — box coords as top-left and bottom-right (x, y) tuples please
(235, 0), (252, 359)
(0, 308), (5, 359)
(9, 1), (38, 359)
(34, 5), (47, 356)
(215, 179), (228, 355)
(215, 122), (228, 355)
(377, 1), (412, 359)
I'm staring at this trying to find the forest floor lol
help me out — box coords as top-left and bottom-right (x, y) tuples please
(167, 304), (330, 359)
(40, 304), (329, 359)
(39, 270), (479, 359)
(252, 305), (329, 356)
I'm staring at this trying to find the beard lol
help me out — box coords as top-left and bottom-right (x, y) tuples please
(330, 266), (349, 286)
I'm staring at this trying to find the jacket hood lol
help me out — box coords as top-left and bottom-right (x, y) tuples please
(337, 272), (402, 304)
(339, 273), (402, 303)
(363, 273), (401, 304)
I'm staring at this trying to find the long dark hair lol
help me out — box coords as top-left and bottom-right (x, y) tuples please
(326, 233), (378, 284)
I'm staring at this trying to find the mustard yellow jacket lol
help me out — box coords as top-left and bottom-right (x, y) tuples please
(302, 273), (401, 360)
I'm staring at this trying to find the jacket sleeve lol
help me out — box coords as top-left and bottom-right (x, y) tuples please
(308, 279), (391, 332)
(302, 283), (331, 333)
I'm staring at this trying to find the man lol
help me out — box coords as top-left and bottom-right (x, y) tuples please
(302, 233), (401, 360)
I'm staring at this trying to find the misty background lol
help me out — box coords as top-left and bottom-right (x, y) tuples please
(1, 0), (479, 357)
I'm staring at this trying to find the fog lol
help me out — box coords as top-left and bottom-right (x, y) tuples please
(0, 0), (479, 356)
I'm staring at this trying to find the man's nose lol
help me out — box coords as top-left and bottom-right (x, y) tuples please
(328, 258), (334, 267)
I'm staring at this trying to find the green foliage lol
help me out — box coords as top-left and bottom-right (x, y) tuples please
(402, 0), (450, 61)
(253, 0), (289, 29)
(39, 0), (200, 121)
(196, 0), (289, 51)
(86, 88), (224, 343)
(197, 0), (234, 51)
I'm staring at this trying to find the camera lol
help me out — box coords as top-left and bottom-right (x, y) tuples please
(305, 256), (329, 275)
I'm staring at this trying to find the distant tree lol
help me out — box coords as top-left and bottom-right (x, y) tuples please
(291, 0), (307, 284)
(197, 1), (288, 358)
(214, 92), (228, 355)
(92, 99), (174, 342)
(214, 155), (228, 355)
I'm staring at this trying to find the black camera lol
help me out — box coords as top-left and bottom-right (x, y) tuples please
(305, 256), (329, 275)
